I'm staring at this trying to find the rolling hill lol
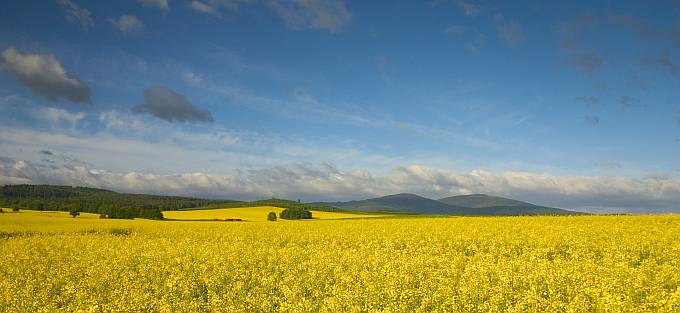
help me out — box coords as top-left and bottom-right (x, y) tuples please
(321, 193), (472, 215)
(438, 194), (581, 215)
(321, 193), (583, 216)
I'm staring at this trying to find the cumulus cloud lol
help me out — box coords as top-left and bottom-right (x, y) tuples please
(139, 0), (169, 10)
(109, 15), (145, 34)
(132, 86), (213, 123)
(1, 158), (678, 212)
(267, 0), (353, 33)
(56, 0), (94, 31)
(0, 47), (91, 103)
(557, 12), (604, 72)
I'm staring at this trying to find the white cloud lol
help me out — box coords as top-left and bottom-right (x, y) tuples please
(109, 15), (145, 35)
(189, 0), (253, 17)
(139, 0), (169, 10)
(190, 1), (222, 17)
(267, 0), (353, 33)
(1, 157), (678, 212)
(1, 47), (91, 103)
(0, 110), (399, 175)
(31, 107), (85, 128)
(56, 0), (94, 31)
(456, 1), (480, 17)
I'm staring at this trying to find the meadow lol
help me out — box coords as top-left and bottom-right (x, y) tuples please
(1, 210), (679, 312)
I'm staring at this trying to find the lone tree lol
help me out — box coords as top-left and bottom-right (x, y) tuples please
(69, 209), (80, 218)
(267, 212), (277, 221)
(279, 208), (312, 220)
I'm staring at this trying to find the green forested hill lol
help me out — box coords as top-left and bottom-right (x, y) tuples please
(0, 185), (342, 219)
(0, 184), (238, 219)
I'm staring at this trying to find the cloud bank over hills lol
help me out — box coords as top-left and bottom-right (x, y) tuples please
(1, 156), (678, 213)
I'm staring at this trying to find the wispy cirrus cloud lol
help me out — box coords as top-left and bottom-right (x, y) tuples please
(577, 96), (599, 105)
(556, 12), (604, 73)
(456, 1), (480, 17)
(584, 115), (600, 126)
(189, 0), (253, 17)
(56, 0), (94, 31)
(643, 52), (680, 74)
(139, 0), (169, 11)
(495, 14), (524, 47)
(109, 15), (145, 35)
(267, 0), (353, 33)
(444, 25), (466, 35)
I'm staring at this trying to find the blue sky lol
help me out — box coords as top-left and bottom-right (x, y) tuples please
(1, 0), (679, 212)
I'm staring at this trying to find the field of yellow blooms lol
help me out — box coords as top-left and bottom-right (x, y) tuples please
(1, 211), (679, 312)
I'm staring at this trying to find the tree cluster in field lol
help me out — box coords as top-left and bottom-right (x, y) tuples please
(279, 208), (312, 220)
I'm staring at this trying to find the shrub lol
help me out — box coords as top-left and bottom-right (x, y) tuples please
(12, 207), (19, 212)
(279, 208), (312, 220)
(267, 212), (277, 221)
(69, 209), (80, 218)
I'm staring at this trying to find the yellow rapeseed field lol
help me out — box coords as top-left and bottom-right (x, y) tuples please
(161, 206), (390, 221)
(1, 211), (679, 312)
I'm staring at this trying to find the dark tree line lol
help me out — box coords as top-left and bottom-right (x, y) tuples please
(0, 185), (216, 219)
(1, 185), (343, 220)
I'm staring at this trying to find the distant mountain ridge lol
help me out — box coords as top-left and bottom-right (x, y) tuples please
(2, 184), (584, 216)
(321, 193), (583, 216)
(322, 193), (470, 215)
